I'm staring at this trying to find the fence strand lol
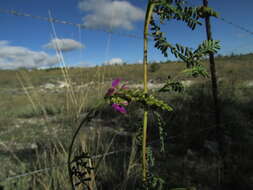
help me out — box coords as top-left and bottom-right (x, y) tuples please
(0, 124), (217, 183)
(0, 8), (145, 40)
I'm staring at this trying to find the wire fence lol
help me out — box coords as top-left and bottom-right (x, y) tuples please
(3, 115), (249, 184)
(0, 8), (145, 40)
(0, 6), (253, 41)
(0, 123), (217, 183)
(219, 17), (253, 36)
(190, 0), (253, 36)
(1, 109), (251, 184)
(0, 5), (252, 64)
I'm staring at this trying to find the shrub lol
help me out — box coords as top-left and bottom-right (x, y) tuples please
(149, 62), (161, 73)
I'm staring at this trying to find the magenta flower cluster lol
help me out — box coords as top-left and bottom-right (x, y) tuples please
(112, 103), (127, 114)
(105, 78), (129, 114)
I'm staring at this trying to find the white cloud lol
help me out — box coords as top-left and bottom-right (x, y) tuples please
(0, 41), (9, 46)
(78, 0), (145, 30)
(44, 38), (84, 52)
(104, 58), (124, 65)
(0, 41), (60, 69)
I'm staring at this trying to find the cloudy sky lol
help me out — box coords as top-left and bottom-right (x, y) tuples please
(0, 0), (253, 69)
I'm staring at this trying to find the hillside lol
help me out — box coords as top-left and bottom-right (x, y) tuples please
(0, 53), (253, 189)
(0, 53), (253, 88)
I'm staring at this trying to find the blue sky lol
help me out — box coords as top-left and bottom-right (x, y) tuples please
(0, 0), (253, 69)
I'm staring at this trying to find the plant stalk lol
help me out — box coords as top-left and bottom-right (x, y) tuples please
(143, 0), (157, 184)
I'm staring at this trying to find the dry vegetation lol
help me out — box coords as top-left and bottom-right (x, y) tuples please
(0, 53), (253, 189)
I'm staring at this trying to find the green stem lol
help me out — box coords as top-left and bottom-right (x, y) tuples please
(143, 0), (157, 184)
(142, 111), (148, 182)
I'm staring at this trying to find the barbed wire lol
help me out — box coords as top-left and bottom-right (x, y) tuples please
(218, 17), (253, 36)
(0, 149), (128, 184)
(0, 8), (146, 40)
(0, 167), (51, 183)
(0, 5), (252, 63)
(2, 6), (252, 42)
(187, 0), (253, 36)
(0, 124), (218, 184)
(1, 104), (252, 184)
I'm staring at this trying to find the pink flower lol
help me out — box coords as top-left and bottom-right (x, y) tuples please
(112, 103), (127, 114)
(105, 79), (129, 114)
(112, 78), (121, 88)
(106, 78), (128, 97)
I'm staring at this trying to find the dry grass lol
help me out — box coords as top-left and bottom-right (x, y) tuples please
(0, 53), (253, 189)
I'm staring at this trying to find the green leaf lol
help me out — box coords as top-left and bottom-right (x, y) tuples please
(159, 80), (184, 93)
(182, 65), (209, 78)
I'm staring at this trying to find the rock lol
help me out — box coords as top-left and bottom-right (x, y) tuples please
(30, 143), (38, 149)
(245, 80), (253, 87)
(182, 80), (194, 87)
(44, 83), (55, 89)
(57, 81), (70, 88)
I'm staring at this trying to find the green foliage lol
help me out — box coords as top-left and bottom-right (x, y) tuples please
(159, 78), (184, 93)
(153, 0), (202, 30)
(150, 17), (220, 66)
(147, 1), (221, 188)
(142, 145), (165, 190)
(194, 40), (220, 58)
(150, 0), (220, 81)
(153, 111), (167, 152)
(182, 65), (209, 78)
(105, 87), (173, 112)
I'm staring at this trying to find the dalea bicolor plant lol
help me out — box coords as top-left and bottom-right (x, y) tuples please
(68, 0), (220, 189)
(104, 78), (172, 189)
(104, 78), (172, 114)
(68, 78), (172, 190)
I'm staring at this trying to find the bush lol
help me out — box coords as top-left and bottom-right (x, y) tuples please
(149, 62), (161, 72)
